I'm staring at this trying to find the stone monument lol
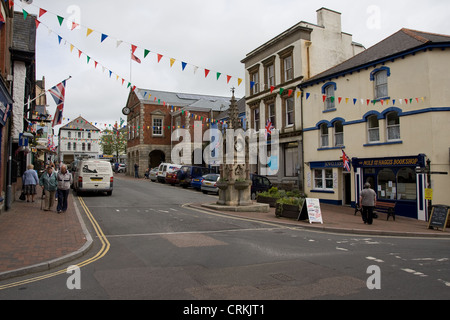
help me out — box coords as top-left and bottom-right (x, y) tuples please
(203, 89), (269, 213)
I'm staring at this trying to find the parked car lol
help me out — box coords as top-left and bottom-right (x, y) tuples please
(179, 166), (210, 188)
(149, 167), (158, 182)
(157, 163), (181, 183)
(73, 160), (114, 196)
(191, 174), (207, 190)
(117, 164), (126, 173)
(165, 170), (180, 185)
(201, 174), (220, 194)
(250, 174), (273, 200)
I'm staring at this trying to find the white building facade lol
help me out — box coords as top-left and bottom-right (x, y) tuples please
(58, 116), (101, 164)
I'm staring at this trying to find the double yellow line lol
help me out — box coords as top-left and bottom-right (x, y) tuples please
(0, 197), (110, 290)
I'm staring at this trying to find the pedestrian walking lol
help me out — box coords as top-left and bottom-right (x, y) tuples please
(359, 182), (377, 225)
(56, 164), (73, 214)
(39, 165), (58, 212)
(22, 164), (39, 202)
(134, 163), (139, 178)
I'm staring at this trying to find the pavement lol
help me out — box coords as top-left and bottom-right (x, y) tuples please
(0, 176), (449, 281)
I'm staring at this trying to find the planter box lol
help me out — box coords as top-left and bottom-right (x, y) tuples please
(257, 196), (278, 208)
(275, 203), (300, 219)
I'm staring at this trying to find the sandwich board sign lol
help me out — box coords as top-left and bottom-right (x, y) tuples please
(299, 198), (323, 224)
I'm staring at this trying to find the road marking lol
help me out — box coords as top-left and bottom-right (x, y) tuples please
(105, 227), (284, 239)
(366, 256), (384, 263)
(0, 197), (110, 291)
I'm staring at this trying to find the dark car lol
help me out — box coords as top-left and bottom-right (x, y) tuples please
(179, 166), (210, 188)
(251, 174), (273, 200)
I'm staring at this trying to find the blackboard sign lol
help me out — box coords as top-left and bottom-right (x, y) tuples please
(428, 205), (450, 231)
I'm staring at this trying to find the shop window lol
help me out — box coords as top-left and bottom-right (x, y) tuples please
(367, 115), (380, 143)
(397, 168), (416, 200)
(320, 124), (329, 148)
(386, 112), (401, 141)
(334, 121), (344, 147)
(314, 168), (333, 190)
(377, 168), (396, 200)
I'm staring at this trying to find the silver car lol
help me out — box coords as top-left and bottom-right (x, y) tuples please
(201, 174), (220, 195)
(149, 167), (159, 182)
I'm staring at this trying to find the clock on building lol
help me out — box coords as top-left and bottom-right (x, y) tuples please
(122, 107), (131, 116)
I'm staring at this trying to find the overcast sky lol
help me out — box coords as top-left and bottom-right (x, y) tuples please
(15, 0), (450, 132)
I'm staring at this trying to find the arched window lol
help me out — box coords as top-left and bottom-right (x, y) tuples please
(320, 124), (329, 147)
(386, 112), (401, 141)
(367, 115), (380, 143)
(378, 168), (396, 200)
(334, 121), (344, 147)
(374, 69), (388, 99)
(324, 84), (335, 110)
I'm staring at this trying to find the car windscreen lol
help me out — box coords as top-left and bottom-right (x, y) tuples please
(82, 163), (111, 174)
(204, 174), (219, 181)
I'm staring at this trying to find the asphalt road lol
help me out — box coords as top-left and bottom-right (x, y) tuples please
(0, 175), (449, 304)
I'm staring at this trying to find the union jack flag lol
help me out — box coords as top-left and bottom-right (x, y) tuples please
(49, 80), (67, 127)
(342, 150), (351, 172)
(265, 119), (274, 139)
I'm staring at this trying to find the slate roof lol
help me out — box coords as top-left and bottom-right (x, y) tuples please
(135, 88), (236, 112)
(302, 28), (450, 86)
(12, 11), (36, 53)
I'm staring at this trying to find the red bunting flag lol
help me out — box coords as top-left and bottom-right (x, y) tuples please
(288, 89), (293, 97)
(227, 75), (232, 84)
(131, 45), (137, 54)
(322, 95), (327, 103)
(71, 22), (79, 31)
(205, 69), (210, 78)
(270, 86), (275, 93)
(157, 54), (163, 63)
(39, 8), (47, 18)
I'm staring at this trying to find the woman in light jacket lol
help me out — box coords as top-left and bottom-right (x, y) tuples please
(56, 164), (73, 214)
(22, 164), (39, 202)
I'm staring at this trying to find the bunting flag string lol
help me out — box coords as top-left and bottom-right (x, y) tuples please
(16, 1), (244, 87)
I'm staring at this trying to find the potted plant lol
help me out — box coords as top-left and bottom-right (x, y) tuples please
(275, 197), (305, 219)
(256, 187), (285, 208)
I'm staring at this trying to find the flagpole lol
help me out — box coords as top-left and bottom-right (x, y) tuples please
(24, 76), (72, 106)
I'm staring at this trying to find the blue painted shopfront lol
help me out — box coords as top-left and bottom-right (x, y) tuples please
(352, 154), (427, 219)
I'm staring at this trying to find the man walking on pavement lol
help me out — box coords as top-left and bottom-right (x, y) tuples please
(359, 182), (377, 225)
(56, 164), (73, 214)
(39, 165), (58, 212)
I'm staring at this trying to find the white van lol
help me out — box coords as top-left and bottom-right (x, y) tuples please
(73, 160), (114, 196)
(157, 163), (181, 183)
